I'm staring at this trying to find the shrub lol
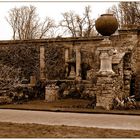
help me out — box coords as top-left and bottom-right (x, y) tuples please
(0, 96), (12, 105)
(35, 80), (45, 99)
(57, 82), (67, 98)
(113, 96), (139, 110)
(0, 44), (39, 79)
(65, 86), (81, 99)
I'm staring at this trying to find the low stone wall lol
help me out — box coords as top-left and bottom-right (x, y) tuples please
(44, 80), (96, 101)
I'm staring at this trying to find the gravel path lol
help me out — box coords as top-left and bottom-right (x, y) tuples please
(0, 109), (140, 130)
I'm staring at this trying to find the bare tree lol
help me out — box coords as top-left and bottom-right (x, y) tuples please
(59, 6), (95, 37)
(75, 14), (86, 37)
(6, 5), (56, 40)
(59, 11), (77, 37)
(83, 6), (95, 37)
(106, 5), (120, 25)
(38, 17), (56, 39)
(107, 2), (140, 28)
(120, 2), (140, 26)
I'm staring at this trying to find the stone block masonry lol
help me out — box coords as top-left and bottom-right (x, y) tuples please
(96, 74), (118, 110)
(45, 84), (59, 102)
(0, 26), (139, 109)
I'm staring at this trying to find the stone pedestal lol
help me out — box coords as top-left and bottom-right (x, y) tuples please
(96, 37), (116, 110)
(68, 66), (76, 79)
(40, 45), (46, 81)
(97, 37), (115, 75)
(99, 50), (114, 75)
(45, 84), (59, 102)
(96, 74), (118, 110)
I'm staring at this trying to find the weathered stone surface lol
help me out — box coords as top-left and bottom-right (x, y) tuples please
(112, 52), (125, 64)
(0, 26), (139, 108)
(45, 84), (59, 102)
(96, 70), (124, 110)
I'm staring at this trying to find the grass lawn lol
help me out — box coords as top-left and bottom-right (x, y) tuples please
(0, 99), (91, 110)
(0, 99), (140, 138)
(0, 122), (140, 138)
(0, 99), (140, 115)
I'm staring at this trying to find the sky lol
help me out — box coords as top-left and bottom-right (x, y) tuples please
(0, 1), (119, 40)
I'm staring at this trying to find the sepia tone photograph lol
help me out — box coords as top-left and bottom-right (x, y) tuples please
(0, 0), (140, 138)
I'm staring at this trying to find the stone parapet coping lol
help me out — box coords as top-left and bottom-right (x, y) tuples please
(0, 36), (103, 45)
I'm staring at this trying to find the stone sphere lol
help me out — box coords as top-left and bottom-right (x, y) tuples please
(95, 14), (118, 36)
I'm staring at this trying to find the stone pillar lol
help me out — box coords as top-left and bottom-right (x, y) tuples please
(30, 75), (36, 86)
(96, 75), (117, 110)
(40, 45), (46, 81)
(96, 37), (116, 110)
(65, 47), (69, 78)
(67, 47), (76, 79)
(65, 47), (69, 62)
(76, 46), (82, 81)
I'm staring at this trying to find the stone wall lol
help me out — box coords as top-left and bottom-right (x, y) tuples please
(0, 40), (68, 81)
(0, 27), (139, 108)
(44, 79), (96, 101)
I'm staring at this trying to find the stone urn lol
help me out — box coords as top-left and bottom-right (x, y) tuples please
(95, 14), (118, 36)
(66, 58), (76, 79)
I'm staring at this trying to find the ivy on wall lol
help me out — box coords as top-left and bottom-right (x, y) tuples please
(0, 64), (21, 90)
(45, 44), (65, 80)
(0, 44), (40, 80)
(0, 42), (66, 81)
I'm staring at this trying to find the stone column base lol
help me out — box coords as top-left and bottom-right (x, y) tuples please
(97, 70), (115, 75)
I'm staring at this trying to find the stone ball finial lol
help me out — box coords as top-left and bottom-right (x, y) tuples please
(95, 14), (118, 36)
